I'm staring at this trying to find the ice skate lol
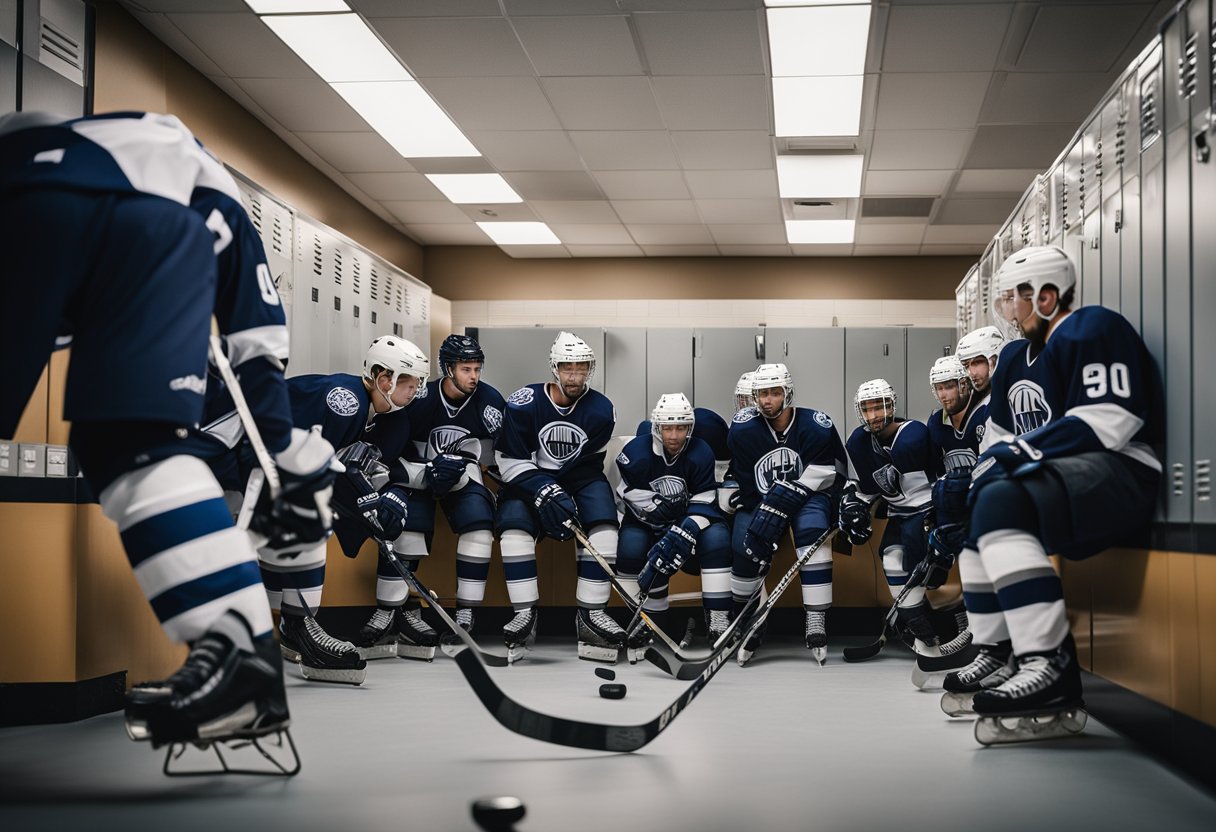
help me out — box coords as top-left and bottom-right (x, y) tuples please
(279, 614), (367, 684)
(353, 606), (398, 660)
(804, 609), (827, 665)
(503, 606), (538, 664)
(396, 603), (438, 661)
(737, 617), (768, 667)
(625, 614), (654, 665)
(940, 642), (1014, 717)
(576, 607), (625, 663)
(914, 605), (978, 687)
(705, 609), (731, 647)
(896, 603), (942, 658)
(973, 640), (1087, 745)
(456, 607), (475, 633)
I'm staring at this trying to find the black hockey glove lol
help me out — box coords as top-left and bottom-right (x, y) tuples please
(837, 482), (873, 546)
(375, 485), (410, 541)
(645, 490), (690, 527)
(638, 517), (700, 593)
(251, 427), (340, 559)
(331, 441), (389, 543)
(534, 481), (578, 541)
(742, 480), (810, 565)
(932, 470), (972, 526)
(426, 453), (468, 497)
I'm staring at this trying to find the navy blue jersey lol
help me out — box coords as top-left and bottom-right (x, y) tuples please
(727, 406), (846, 511)
(926, 396), (990, 477)
(636, 406), (731, 481)
(495, 383), (617, 496)
(845, 420), (935, 515)
(615, 434), (721, 527)
(404, 378), (506, 464)
(986, 306), (1161, 471)
(283, 373), (410, 462)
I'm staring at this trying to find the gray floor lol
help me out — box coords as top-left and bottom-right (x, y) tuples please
(2, 638), (1214, 832)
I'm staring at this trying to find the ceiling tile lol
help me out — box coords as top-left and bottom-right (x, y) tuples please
(671, 131), (773, 170)
(717, 245), (793, 256)
(853, 223), (927, 245)
(694, 198), (782, 224)
(863, 169), (955, 195)
(651, 76), (770, 130)
(852, 244), (923, 256)
(570, 131), (680, 170)
(610, 200), (702, 224)
(374, 18), (533, 78)
(963, 124), (1078, 169)
(876, 73), (993, 129)
(592, 171), (690, 200)
(683, 170), (777, 199)
(549, 224), (635, 244)
(167, 13), (309, 79)
(129, 2), (248, 10)
(708, 224), (788, 245)
(633, 11), (764, 76)
(383, 201), (470, 225)
(868, 130), (974, 170)
(953, 168), (1040, 194)
(504, 1), (622, 14)
(232, 78), (367, 131)
(408, 158), (498, 174)
(640, 244), (720, 256)
(457, 203), (539, 221)
(923, 225), (999, 245)
(881, 3), (1013, 72)
(531, 200), (621, 223)
(541, 77), (664, 130)
(504, 171), (605, 200)
(355, 0), (502, 16)
(934, 196), (1021, 225)
(295, 132), (416, 173)
(512, 16), (643, 76)
(345, 172), (445, 201)
(404, 223), (495, 245)
(499, 244), (572, 258)
(981, 73), (1113, 125)
(1014, 4), (1155, 72)
(920, 243), (986, 255)
(467, 131), (585, 171)
(790, 244), (854, 256)
(129, 11), (224, 77)
(628, 224), (715, 245)
(565, 244), (645, 256)
(423, 77), (561, 130)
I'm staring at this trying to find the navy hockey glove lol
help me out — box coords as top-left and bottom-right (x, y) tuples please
(426, 453), (468, 497)
(923, 525), (963, 589)
(534, 481), (578, 541)
(932, 470), (972, 526)
(638, 517), (700, 593)
(742, 480), (810, 564)
(968, 438), (1043, 508)
(837, 482), (873, 546)
(251, 427), (340, 559)
(375, 485), (410, 541)
(331, 441), (389, 543)
(645, 491), (690, 527)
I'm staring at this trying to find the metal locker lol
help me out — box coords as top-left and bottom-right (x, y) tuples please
(765, 328), (846, 441)
(1079, 119), (1103, 307)
(844, 328), (907, 421)
(474, 328), (606, 406)
(1120, 66), (1145, 333)
(1059, 140), (1087, 306)
(645, 329), (695, 417)
(603, 328), (648, 431)
(956, 264), (979, 335)
(1099, 87), (1125, 313)
(1047, 161), (1067, 248)
(1190, 0), (1216, 524)
(411, 284), (432, 352)
(296, 219), (333, 376)
(328, 237), (358, 374)
(905, 328), (957, 423)
(692, 328), (764, 421)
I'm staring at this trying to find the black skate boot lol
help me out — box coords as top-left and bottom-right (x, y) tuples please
(279, 613), (367, 685)
(705, 609), (731, 647)
(353, 606), (399, 660)
(575, 607), (625, 663)
(804, 609), (828, 666)
(912, 604), (978, 689)
(940, 641), (1013, 716)
(456, 607), (475, 633)
(503, 606), (538, 664)
(737, 616), (769, 667)
(972, 636), (1087, 745)
(396, 602), (439, 661)
(896, 602), (942, 657)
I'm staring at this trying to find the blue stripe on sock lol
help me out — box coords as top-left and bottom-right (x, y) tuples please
(149, 561), (262, 623)
(456, 560), (491, 580)
(577, 560), (608, 580)
(800, 568), (832, 585)
(281, 564), (326, 592)
(260, 567), (285, 592)
(962, 590), (1002, 614)
(995, 575), (1064, 611)
(121, 497), (234, 567)
(503, 560), (537, 581)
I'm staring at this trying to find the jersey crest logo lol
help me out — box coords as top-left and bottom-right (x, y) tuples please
(754, 447), (803, 494)
(871, 464), (901, 498)
(975, 423), (986, 442)
(326, 386), (361, 417)
(429, 426), (471, 456)
(733, 407), (758, 424)
(482, 405), (503, 434)
(508, 387), (534, 407)
(616, 451), (630, 466)
(813, 411), (833, 429)
(942, 448), (978, 474)
(650, 475), (688, 499)
(415, 383), (429, 400)
(169, 374), (206, 395)
(1008, 380), (1052, 435)
(538, 421), (588, 465)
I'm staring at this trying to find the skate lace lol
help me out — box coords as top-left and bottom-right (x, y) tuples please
(707, 610), (731, 631)
(996, 656), (1060, 697)
(805, 610), (826, 635)
(367, 608), (395, 631)
(304, 616), (355, 653)
(504, 608), (534, 635)
(589, 609), (624, 634)
(403, 608), (436, 634)
(958, 649), (1005, 684)
(939, 628), (973, 656)
(168, 635), (227, 689)
(456, 609), (474, 629)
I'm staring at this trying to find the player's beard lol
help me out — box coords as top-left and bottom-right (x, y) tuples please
(1023, 315), (1049, 356)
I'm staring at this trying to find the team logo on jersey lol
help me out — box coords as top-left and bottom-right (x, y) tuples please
(754, 447), (803, 494)
(169, 374), (206, 395)
(482, 405), (503, 434)
(975, 423), (986, 442)
(326, 386), (360, 417)
(429, 426), (470, 456)
(538, 421), (588, 465)
(508, 387), (534, 407)
(813, 411), (833, 429)
(871, 464), (902, 498)
(415, 383), (429, 400)
(616, 451), (630, 466)
(1008, 380), (1052, 435)
(733, 406), (758, 424)
(650, 475), (688, 499)
(943, 448), (978, 474)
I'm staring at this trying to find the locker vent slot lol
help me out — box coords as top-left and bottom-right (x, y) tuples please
(395, 284), (404, 313)
(352, 258), (361, 295)
(248, 196), (263, 233)
(1172, 462), (1185, 497)
(1179, 31), (1198, 99)
(271, 215), (284, 256)
(333, 251), (342, 286)
(1115, 113), (1127, 168)
(1198, 460), (1211, 501)
(312, 236), (323, 277)
(369, 266), (379, 302)
(40, 19), (81, 70)
(1212, 16), (1216, 108)
(1139, 70), (1161, 151)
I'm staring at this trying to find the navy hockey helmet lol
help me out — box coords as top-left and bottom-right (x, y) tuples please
(439, 334), (485, 377)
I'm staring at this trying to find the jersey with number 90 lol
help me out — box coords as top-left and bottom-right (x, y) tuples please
(985, 305), (1161, 471)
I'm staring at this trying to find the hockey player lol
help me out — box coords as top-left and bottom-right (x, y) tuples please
(358, 334), (505, 657)
(495, 332), (620, 662)
(0, 111), (338, 762)
(734, 371), (757, 415)
(617, 394), (731, 658)
(956, 325), (1005, 401)
(728, 364), (845, 665)
(839, 379), (941, 654)
(945, 246), (1160, 743)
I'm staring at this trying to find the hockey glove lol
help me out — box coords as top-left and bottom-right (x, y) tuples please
(638, 517), (700, 593)
(742, 481), (809, 565)
(968, 438), (1043, 508)
(251, 427), (341, 559)
(375, 485), (410, 541)
(923, 523), (963, 589)
(932, 470), (972, 526)
(837, 482), (873, 546)
(426, 453), (468, 497)
(716, 481), (741, 514)
(645, 490), (690, 527)
(331, 441), (389, 544)
(534, 481), (578, 541)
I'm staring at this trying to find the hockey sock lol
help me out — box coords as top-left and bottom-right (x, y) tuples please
(959, 546), (1009, 644)
(455, 529), (494, 607)
(883, 544), (926, 608)
(575, 524), (617, 607)
(500, 529), (539, 609)
(977, 529), (1068, 654)
(798, 536), (833, 610)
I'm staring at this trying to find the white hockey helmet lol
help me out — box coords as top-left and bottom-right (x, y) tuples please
(549, 330), (596, 391)
(994, 245), (1076, 320)
(929, 355), (971, 396)
(650, 392), (695, 457)
(752, 363), (795, 415)
(854, 378), (897, 432)
(955, 325), (1005, 364)
(734, 370), (757, 413)
(363, 335), (429, 412)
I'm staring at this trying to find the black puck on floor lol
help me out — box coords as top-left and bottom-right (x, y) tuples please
(471, 796), (526, 831)
(595, 667), (616, 681)
(599, 683), (627, 699)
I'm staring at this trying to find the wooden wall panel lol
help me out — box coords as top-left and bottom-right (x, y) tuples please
(0, 504), (76, 682)
(9, 366), (49, 444)
(1091, 548), (1172, 708)
(1194, 555), (1216, 726)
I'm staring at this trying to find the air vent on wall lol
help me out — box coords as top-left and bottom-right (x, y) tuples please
(39, 11), (83, 85)
(860, 197), (935, 218)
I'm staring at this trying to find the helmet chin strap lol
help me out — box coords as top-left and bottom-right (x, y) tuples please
(376, 374), (405, 413)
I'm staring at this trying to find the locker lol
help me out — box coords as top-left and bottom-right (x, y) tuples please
(1080, 120), (1102, 307)
(765, 328), (846, 442)
(1190, 0), (1216, 524)
(645, 329), (695, 419)
(1047, 161), (1067, 248)
(1120, 67), (1144, 332)
(905, 328), (957, 423)
(473, 328), (606, 407)
(844, 328), (906, 422)
(295, 219), (333, 376)
(603, 328), (648, 431)
(692, 328), (764, 420)
(1099, 87), (1125, 313)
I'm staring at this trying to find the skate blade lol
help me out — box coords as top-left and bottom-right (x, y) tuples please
(626, 646), (648, 665)
(356, 642), (398, 660)
(974, 708), (1087, 746)
(506, 644), (531, 665)
(162, 727), (301, 777)
(811, 646), (827, 666)
(299, 665), (367, 685)
(737, 648), (754, 667)
(126, 719), (152, 742)
(279, 645), (303, 664)
(911, 665), (943, 689)
(940, 691), (977, 717)
(396, 642), (437, 662)
(913, 639), (942, 658)
(578, 643), (621, 664)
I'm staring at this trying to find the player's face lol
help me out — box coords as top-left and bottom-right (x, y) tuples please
(659, 423), (691, 455)
(390, 374), (420, 408)
(755, 386), (786, 418)
(964, 355), (992, 394)
(449, 361), (482, 396)
(1013, 285), (1040, 335)
(734, 393), (754, 413)
(933, 380), (962, 412)
(556, 361), (590, 397)
(860, 398), (891, 432)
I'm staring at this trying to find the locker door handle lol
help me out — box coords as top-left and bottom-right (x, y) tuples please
(882, 343), (889, 357)
(755, 334), (764, 360)
(1195, 129), (1210, 164)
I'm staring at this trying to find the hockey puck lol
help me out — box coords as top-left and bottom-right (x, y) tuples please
(594, 667), (616, 681)
(599, 683), (627, 699)
(471, 796), (526, 831)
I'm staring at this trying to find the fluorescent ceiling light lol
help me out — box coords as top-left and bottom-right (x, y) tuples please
(785, 219), (855, 244)
(765, 1), (867, 7)
(772, 75), (864, 137)
(767, 5), (872, 77)
(777, 154), (863, 198)
(332, 81), (479, 158)
(262, 13), (409, 82)
(426, 174), (522, 204)
(246, 1), (349, 13)
(476, 222), (562, 245)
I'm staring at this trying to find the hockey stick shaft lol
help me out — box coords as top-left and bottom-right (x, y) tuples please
(209, 334), (281, 499)
(841, 559), (930, 662)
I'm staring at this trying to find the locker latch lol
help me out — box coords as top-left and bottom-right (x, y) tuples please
(1195, 127), (1210, 164)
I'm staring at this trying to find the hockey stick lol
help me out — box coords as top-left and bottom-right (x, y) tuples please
(841, 559), (930, 663)
(209, 334), (281, 499)
(643, 527), (835, 681)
